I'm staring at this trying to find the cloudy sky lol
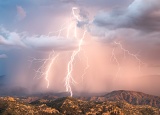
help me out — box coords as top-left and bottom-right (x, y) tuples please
(0, 0), (160, 96)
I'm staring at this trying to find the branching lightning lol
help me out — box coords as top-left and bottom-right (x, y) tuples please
(114, 41), (145, 71)
(65, 30), (87, 97)
(29, 7), (145, 97)
(29, 7), (88, 97)
(111, 41), (145, 80)
(45, 53), (59, 88)
(29, 51), (59, 88)
(65, 7), (87, 97)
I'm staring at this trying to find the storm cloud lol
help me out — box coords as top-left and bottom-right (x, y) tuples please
(93, 0), (160, 32)
(88, 0), (160, 66)
(0, 0), (160, 96)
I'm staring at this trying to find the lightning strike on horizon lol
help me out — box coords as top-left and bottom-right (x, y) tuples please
(45, 54), (59, 88)
(64, 7), (88, 96)
(65, 30), (87, 97)
(30, 6), (145, 97)
(30, 7), (87, 96)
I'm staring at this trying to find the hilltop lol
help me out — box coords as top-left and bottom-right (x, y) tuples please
(78, 90), (160, 108)
(0, 90), (160, 115)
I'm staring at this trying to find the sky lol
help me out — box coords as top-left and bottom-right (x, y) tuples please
(0, 0), (160, 96)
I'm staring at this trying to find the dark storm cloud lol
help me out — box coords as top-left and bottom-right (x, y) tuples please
(93, 0), (160, 32)
(0, 0), (133, 34)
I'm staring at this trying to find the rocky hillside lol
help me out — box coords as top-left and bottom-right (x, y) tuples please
(1, 96), (159, 115)
(0, 90), (160, 115)
(45, 97), (160, 115)
(78, 90), (160, 108)
(0, 97), (60, 115)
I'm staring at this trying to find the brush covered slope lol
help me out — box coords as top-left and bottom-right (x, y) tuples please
(0, 90), (160, 115)
(79, 90), (160, 108)
(0, 97), (60, 115)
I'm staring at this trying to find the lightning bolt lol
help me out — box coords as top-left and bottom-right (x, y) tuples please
(29, 7), (88, 96)
(72, 7), (81, 22)
(111, 41), (145, 81)
(45, 53), (59, 88)
(65, 7), (88, 96)
(65, 30), (87, 97)
(29, 51), (59, 88)
(29, 7), (145, 97)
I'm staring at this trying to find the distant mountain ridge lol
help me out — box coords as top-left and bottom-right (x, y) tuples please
(31, 96), (160, 115)
(78, 90), (160, 108)
(22, 90), (160, 108)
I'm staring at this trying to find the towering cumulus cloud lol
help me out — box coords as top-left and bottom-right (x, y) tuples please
(93, 0), (160, 32)
(88, 0), (160, 67)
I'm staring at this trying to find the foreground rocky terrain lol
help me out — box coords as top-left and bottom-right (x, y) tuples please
(0, 90), (160, 115)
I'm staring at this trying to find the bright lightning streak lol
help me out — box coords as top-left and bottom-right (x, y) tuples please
(29, 57), (50, 80)
(65, 7), (88, 96)
(72, 7), (81, 21)
(45, 53), (59, 88)
(29, 6), (146, 97)
(29, 51), (59, 89)
(29, 7), (88, 96)
(65, 30), (87, 97)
